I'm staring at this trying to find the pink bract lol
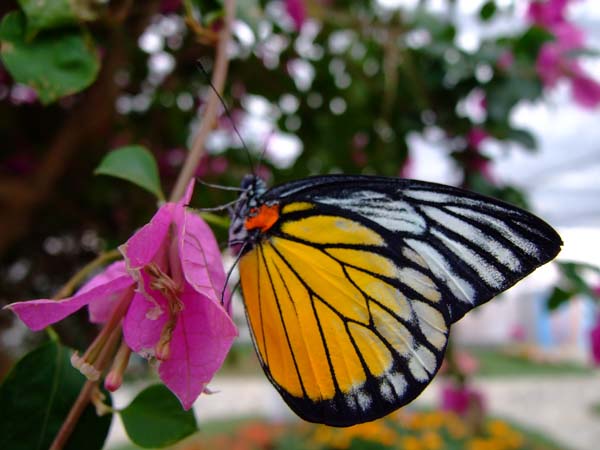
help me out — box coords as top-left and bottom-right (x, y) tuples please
(590, 316), (600, 365)
(6, 181), (237, 410)
(285, 0), (306, 31)
(526, 0), (570, 28)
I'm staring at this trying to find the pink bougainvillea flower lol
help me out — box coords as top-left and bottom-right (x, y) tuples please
(6, 181), (237, 409)
(571, 72), (600, 108)
(285, 0), (306, 31)
(160, 0), (182, 13)
(467, 127), (488, 149)
(528, 4), (600, 109)
(526, 0), (570, 28)
(440, 382), (485, 416)
(590, 315), (600, 366)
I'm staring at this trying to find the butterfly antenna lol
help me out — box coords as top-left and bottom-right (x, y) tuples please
(195, 178), (245, 192)
(196, 197), (241, 212)
(197, 60), (256, 177)
(221, 242), (248, 307)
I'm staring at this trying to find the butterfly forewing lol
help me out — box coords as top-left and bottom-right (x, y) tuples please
(236, 175), (562, 426)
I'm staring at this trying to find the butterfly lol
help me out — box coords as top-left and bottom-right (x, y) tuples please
(227, 174), (562, 427)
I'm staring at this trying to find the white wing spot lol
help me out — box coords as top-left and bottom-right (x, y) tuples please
(447, 206), (541, 259)
(380, 380), (394, 402)
(386, 372), (407, 397)
(408, 346), (437, 382)
(357, 391), (372, 411)
(431, 229), (505, 289)
(406, 239), (475, 304)
(316, 191), (427, 234)
(422, 206), (522, 272)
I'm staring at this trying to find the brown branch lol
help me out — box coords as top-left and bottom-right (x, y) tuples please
(169, 0), (236, 202)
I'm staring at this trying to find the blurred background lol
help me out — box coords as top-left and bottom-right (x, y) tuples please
(1, 0), (600, 449)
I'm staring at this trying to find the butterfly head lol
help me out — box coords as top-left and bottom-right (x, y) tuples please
(228, 175), (269, 254)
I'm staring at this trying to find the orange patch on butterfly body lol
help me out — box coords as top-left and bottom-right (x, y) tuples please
(245, 203), (280, 232)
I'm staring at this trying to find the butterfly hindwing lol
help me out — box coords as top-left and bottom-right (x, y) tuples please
(237, 175), (562, 426)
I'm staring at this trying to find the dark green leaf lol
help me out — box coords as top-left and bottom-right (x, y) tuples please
(486, 78), (542, 121)
(559, 262), (594, 296)
(547, 286), (576, 310)
(0, 11), (99, 104)
(120, 384), (198, 448)
(479, 1), (497, 21)
(513, 26), (554, 59)
(491, 125), (537, 150)
(0, 340), (112, 450)
(18, 0), (77, 36)
(94, 146), (165, 200)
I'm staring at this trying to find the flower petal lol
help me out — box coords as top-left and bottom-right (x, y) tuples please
(158, 290), (237, 410)
(179, 208), (230, 306)
(6, 276), (134, 331)
(78, 261), (131, 323)
(122, 292), (168, 354)
(571, 73), (600, 108)
(121, 203), (173, 270)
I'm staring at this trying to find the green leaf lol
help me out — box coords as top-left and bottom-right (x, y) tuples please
(120, 384), (198, 448)
(559, 262), (595, 296)
(0, 340), (112, 450)
(486, 78), (542, 121)
(514, 26), (554, 59)
(479, 1), (497, 21)
(18, 0), (77, 36)
(547, 286), (575, 310)
(491, 125), (537, 150)
(0, 11), (99, 104)
(94, 146), (165, 200)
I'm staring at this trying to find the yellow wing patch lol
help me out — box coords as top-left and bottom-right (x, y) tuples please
(282, 202), (315, 214)
(281, 215), (385, 246)
(239, 222), (449, 411)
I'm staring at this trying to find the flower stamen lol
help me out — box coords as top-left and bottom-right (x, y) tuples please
(70, 287), (134, 380)
(104, 339), (132, 392)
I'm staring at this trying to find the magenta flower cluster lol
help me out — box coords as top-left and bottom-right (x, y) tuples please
(527, 0), (600, 108)
(6, 182), (237, 409)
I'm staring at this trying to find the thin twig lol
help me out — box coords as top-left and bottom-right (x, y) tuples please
(48, 324), (122, 450)
(170, 0), (237, 202)
(53, 249), (122, 300)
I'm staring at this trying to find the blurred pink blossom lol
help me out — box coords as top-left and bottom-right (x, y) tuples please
(160, 0), (182, 13)
(497, 50), (515, 71)
(467, 127), (488, 149)
(399, 157), (414, 178)
(528, 2), (600, 108)
(571, 72), (600, 108)
(590, 315), (600, 365)
(510, 324), (528, 342)
(285, 0), (306, 31)
(527, 0), (570, 28)
(10, 84), (38, 105)
(440, 383), (485, 416)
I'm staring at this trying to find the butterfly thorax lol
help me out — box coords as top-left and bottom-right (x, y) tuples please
(229, 175), (277, 254)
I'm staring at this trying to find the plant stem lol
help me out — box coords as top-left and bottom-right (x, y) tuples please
(53, 249), (122, 300)
(48, 324), (122, 450)
(170, 0), (237, 202)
